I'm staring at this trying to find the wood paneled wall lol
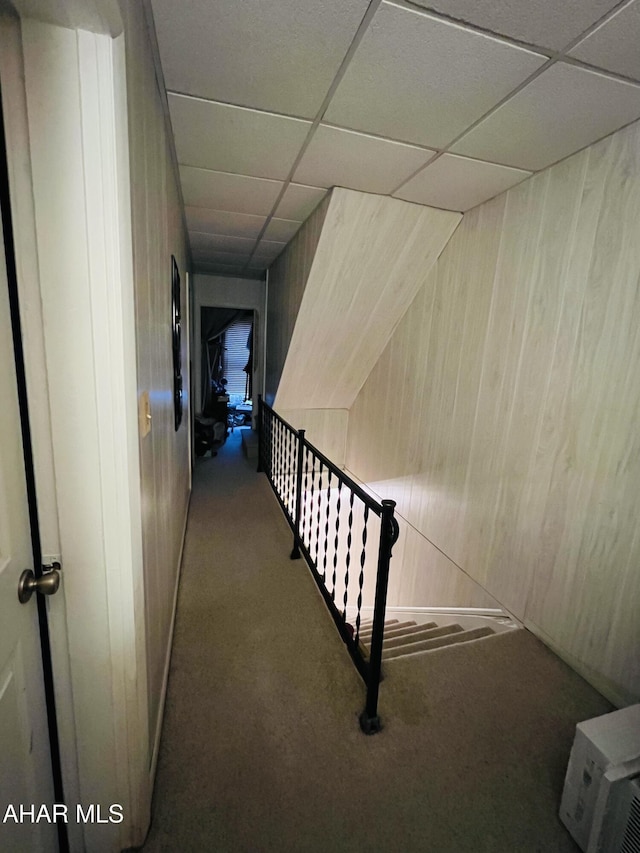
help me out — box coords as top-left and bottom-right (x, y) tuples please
(119, 1), (191, 749)
(276, 408), (348, 466)
(265, 193), (330, 402)
(276, 188), (461, 410)
(346, 120), (640, 705)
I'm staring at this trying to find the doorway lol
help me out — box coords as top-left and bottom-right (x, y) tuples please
(196, 306), (256, 457)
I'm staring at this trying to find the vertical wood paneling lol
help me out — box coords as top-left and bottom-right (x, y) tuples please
(275, 188), (461, 411)
(119, 1), (190, 748)
(265, 193), (330, 402)
(276, 408), (348, 466)
(346, 119), (640, 705)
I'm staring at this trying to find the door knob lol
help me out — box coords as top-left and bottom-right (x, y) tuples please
(18, 564), (61, 604)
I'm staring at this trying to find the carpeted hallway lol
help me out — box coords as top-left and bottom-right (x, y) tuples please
(142, 430), (611, 852)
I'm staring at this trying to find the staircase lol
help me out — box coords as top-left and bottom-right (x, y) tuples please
(358, 617), (498, 662)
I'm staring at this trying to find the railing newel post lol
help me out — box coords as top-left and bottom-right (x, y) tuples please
(359, 499), (399, 735)
(290, 428), (305, 560)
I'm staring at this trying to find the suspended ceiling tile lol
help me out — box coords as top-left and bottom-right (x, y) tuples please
(293, 124), (436, 194)
(324, 2), (546, 149)
(254, 239), (287, 260)
(451, 62), (640, 170)
(407, 0), (618, 51)
(274, 184), (328, 221)
(185, 207), (266, 239)
(569, 1), (640, 82)
(263, 218), (302, 243)
(169, 95), (310, 180)
(191, 250), (252, 267)
(247, 259), (270, 271)
(394, 153), (531, 211)
(189, 231), (256, 256)
(150, 0), (370, 118)
(180, 167), (282, 216)
(196, 263), (260, 279)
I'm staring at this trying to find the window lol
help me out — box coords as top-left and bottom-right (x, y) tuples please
(222, 317), (252, 400)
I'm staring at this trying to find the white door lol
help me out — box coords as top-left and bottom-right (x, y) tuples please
(0, 202), (58, 849)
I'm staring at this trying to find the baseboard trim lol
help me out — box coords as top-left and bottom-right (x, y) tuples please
(149, 487), (191, 784)
(359, 605), (519, 623)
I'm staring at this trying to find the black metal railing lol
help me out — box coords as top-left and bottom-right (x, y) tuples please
(257, 396), (399, 734)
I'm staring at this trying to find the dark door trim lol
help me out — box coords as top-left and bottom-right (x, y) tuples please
(0, 79), (69, 853)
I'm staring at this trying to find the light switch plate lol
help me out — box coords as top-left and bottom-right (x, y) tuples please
(139, 390), (151, 437)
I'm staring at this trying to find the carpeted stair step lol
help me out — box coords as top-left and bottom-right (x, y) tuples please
(380, 624), (458, 650)
(359, 621), (420, 641)
(382, 625), (496, 661)
(359, 617), (398, 628)
(371, 623), (462, 653)
(360, 623), (439, 647)
(357, 618), (399, 634)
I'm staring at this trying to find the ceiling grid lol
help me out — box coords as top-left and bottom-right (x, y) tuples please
(148, 0), (640, 277)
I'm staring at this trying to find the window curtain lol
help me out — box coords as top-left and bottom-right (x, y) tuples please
(243, 324), (253, 401)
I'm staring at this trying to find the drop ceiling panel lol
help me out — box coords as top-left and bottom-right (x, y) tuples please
(196, 263), (258, 278)
(408, 0), (618, 51)
(394, 153), (531, 211)
(274, 184), (328, 221)
(168, 95), (310, 180)
(185, 207), (266, 239)
(180, 167), (282, 216)
(263, 218), (302, 243)
(324, 2), (546, 148)
(254, 240), (287, 260)
(293, 124), (436, 194)
(569, 1), (640, 82)
(191, 250), (255, 267)
(189, 231), (256, 256)
(150, 0), (370, 118)
(451, 62), (640, 170)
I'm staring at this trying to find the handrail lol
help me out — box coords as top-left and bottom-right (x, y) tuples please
(257, 396), (399, 734)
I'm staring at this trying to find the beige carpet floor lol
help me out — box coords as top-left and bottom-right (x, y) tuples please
(142, 430), (612, 852)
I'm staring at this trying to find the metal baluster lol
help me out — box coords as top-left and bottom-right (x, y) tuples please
(266, 407), (272, 479)
(271, 417), (277, 490)
(290, 429), (305, 560)
(344, 491), (354, 629)
(355, 505), (369, 644)
(289, 428), (296, 517)
(315, 460), (323, 576)
(301, 446), (310, 551)
(333, 482), (342, 608)
(256, 396), (263, 472)
(269, 414), (274, 481)
(308, 456), (316, 565)
(276, 421), (283, 500)
(290, 429), (296, 517)
(323, 470), (332, 598)
(285, 426), (292, 515)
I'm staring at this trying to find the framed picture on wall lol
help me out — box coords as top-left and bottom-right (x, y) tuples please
(171, 255), (183, 430)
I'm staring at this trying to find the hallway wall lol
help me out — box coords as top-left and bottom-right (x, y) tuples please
(346, 117), (640, 706)
(265, 193), (330, 404)
(119, 0), (191, 755)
